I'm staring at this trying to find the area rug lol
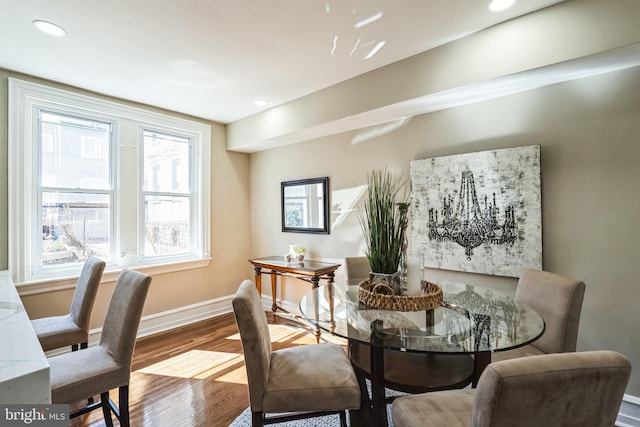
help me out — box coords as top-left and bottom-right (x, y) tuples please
(229, 407), (393, 426)
(230, 382), (401, 426)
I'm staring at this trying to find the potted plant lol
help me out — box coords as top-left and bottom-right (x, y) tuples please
(358, 168), (408, 293)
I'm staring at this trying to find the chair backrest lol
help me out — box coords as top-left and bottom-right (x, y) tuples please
(471, 351), (631, 427)
(345, 256), (370, 281)
(232, 280), (272, 411)
(70, 256), (106, 329)
(515, 268), (585, 353)
(99, 269), (152, 366)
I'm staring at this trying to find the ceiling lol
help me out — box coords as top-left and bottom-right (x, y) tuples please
(0, 0), (566, 124)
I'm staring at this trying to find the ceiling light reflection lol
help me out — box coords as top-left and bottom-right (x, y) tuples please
(489, 0), (516, 12)
(33, 20), (67, 36)
(350, 38), (361, 56)
(365, 41), (386, 59)
(355, 11), (383, 29)
(351, 117), (412, 145)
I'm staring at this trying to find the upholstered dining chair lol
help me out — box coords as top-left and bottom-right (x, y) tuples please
(345, 256), (370, 281)
(48, 269), (152, 427)
(31, 256), (106, 352)
(232, 280), (362, 427)
(491, 267), (585, 362)
(392, 350), (631, 427)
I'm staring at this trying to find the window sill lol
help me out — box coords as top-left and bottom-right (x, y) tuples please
(16, 258), (211, 297)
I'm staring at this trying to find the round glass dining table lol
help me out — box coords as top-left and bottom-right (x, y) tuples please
(299, 279), (545, 427)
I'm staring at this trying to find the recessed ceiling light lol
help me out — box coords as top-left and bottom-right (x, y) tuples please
(33, 20), (67, 36)
(489, 0), (516, 12)
(253, 98), (268, 107)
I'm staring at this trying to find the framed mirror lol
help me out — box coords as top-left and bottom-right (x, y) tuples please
(281, 177), (329, 234)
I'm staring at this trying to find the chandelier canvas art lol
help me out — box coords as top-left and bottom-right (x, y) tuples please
(409, 145), (542, 277)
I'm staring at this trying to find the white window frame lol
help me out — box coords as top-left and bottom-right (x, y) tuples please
(8, 78), (211, 288)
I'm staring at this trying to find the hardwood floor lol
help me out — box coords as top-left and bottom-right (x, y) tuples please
(68, 311), (342, 427)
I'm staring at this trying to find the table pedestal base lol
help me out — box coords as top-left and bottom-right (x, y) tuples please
(350, 341), (474, 394)
(349, 341), (474, 427)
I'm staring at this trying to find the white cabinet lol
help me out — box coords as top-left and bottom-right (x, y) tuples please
(0, 271), (50, 403)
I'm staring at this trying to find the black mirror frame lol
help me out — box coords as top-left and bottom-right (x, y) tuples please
(281, 177), (330, 234)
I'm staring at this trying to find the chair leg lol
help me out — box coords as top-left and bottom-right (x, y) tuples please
(349, 409), (364, 427)
(119, 385), (130, 427)
(100, 392), (114, 427)
(251, 411), (263, 427)
(353, 370), (372, 426)
(339, 410), (347, 427)
(82, 341), (93, 404)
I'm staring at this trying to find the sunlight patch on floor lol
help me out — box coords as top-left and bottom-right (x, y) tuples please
(226, 323), (312, 343)
(137, 349), (243, 379)
(225, 320), (347, 347)
(214, 365), (248, 385)
(270, 324), (310, 342)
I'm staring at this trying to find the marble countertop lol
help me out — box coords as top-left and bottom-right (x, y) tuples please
(0, 271), (50, 403)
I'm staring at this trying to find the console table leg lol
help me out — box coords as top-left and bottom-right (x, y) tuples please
(327, 283), (336, 333)
(270, 272), (278, 312)
(310, 277), (321, 340)
(312, 289), (321, 343)
(253, 267), (262, 295)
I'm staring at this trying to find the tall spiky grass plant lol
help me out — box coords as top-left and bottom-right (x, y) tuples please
(358, 169), (408, 274)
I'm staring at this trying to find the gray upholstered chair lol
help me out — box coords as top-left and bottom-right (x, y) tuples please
(345, 256), (370, 281)
(232, 279), (362, 427)
(32, 256), (106, 352)
(48, 269), (152, 427)
(392, 350), (631, 427)
(492, 267), (585, 361)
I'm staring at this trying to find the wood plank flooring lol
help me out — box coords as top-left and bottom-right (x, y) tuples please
(68, 311), (343, 427)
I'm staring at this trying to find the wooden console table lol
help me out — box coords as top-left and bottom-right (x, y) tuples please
(248, 256), (341, 340)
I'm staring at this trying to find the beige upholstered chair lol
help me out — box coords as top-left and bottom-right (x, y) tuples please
(232, 280), (362, 427)
(48, 269), (152, 427)
(32, 256), (106, 352)
(392, 350), (631, 427)
(345, 256), (370, 281)
(492, 267), (585, 362)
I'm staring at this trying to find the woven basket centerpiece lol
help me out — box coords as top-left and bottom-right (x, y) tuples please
(358, 279), (443, 312)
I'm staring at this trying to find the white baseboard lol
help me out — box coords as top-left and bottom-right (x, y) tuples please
(45, 292), (275, 358)
(86, 292), (276, 345)
(618, 394), (640, 427)
(78, 294), (234, 350)
(139, 295), (235, 338)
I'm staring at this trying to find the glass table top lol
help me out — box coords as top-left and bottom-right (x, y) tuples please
(299, 279), (545, 355)
(249, 256), (341, 273)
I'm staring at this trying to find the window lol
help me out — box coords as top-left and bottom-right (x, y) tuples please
(8, 78), (211, 285)
(142, 130), (191, 257)
(39, 111), (112, 268)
